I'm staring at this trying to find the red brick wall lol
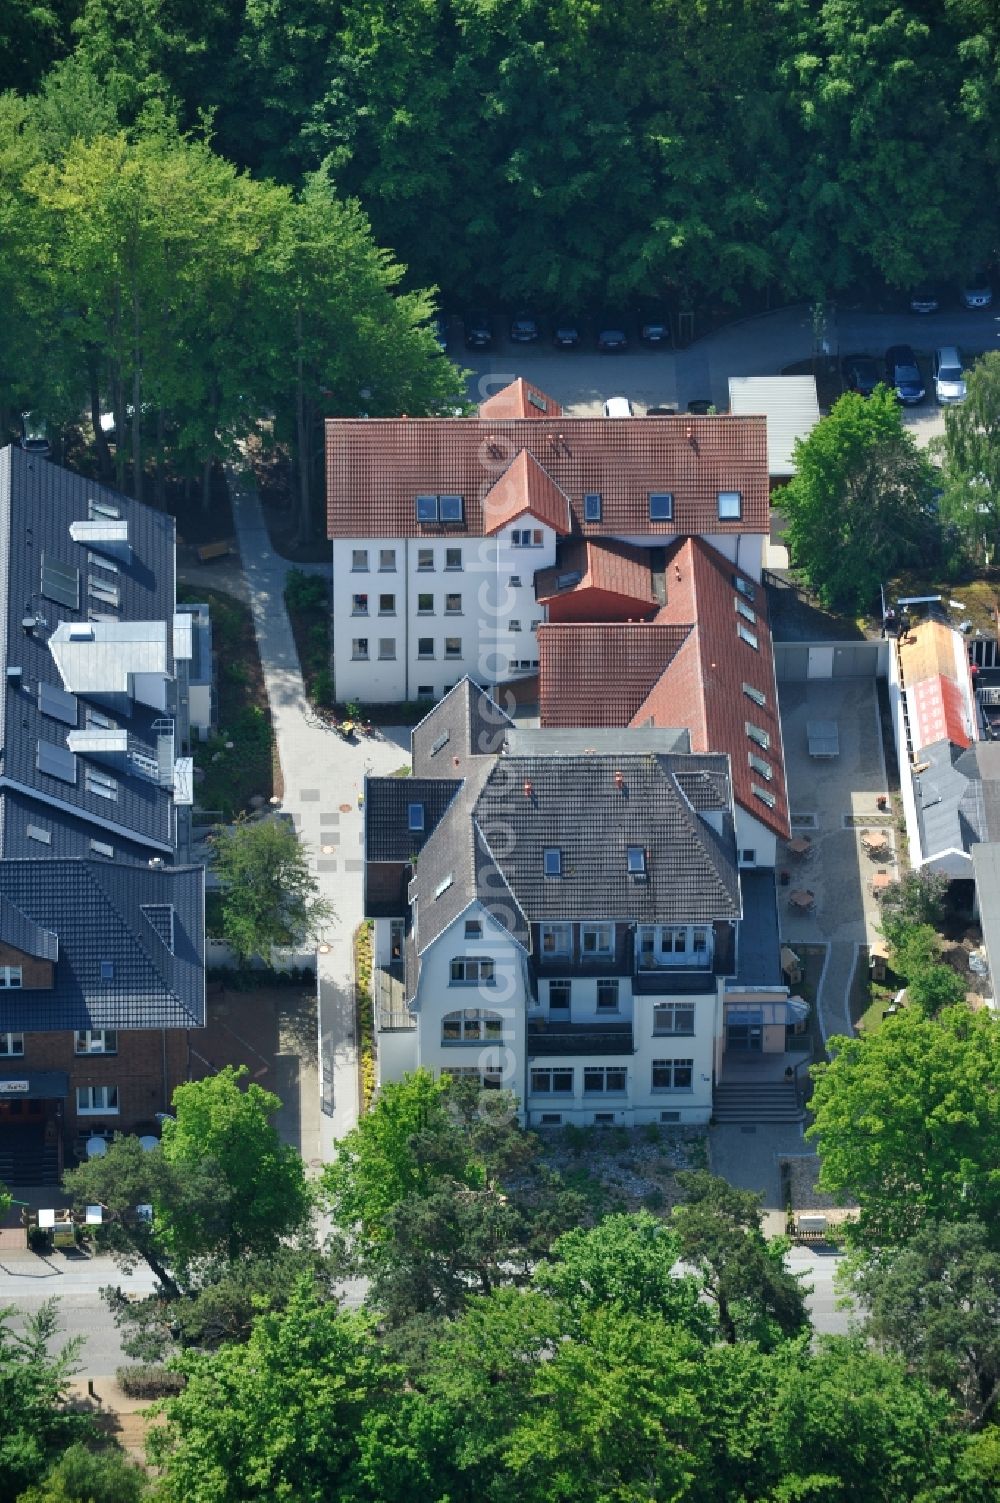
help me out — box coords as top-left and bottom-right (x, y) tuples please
(13, 1029), (190, 1145)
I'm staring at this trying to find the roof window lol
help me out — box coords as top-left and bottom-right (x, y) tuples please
(36, 741), (76, 784)
(408, 803), (425, 832)
(752, 783), (776, 810)
(735, 598), (756, 625)
(743, 682), (766, 708)
(416, 494), (438, 523)
(434, 874), (454, 899)
(38, 682), (78, 726)
(99, 961), (114, 982)
(718, 490), (742, 520)
(583, 492), (602, 521)
(734, 576), (755, 601)
(627, 846), (647, 876)
(430, 731), (451, 756)
(648, 492), (673, 522)
(88, 498), (121, 521)
(737, 623), (759, 650)
(90, 839), (114, 858)
(40, 554), (80, 610)
(746, 721), (771, 750)
(556, 572), (581, 591)
(27, 823), (51, 845)
(527, 390), (548, 413)
(439, 494), (464, 524)
(543, 847), (562, 877)
(749, 752), (773, 781)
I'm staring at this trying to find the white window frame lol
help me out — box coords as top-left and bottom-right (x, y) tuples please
(417, 593), (434, 615)
(445, 548), (463, 571)
(352, 638), (369, 661)
(540, 923), (573, 957)
(511, 528), (543, 547)
(76, 1084), (120, 1115)
(441, 1009), (504, 1044)
(378, 593), (396, 615)
(379, 549), (396, 572)
(583, 1065), (628, 1094)
(580, 923), (613, 956)
(378, 639), (396, 661)
(417, 549), (434, 571)
(0, 1032), (24, 1055)
(530, 1067), (574, 1095)
(351, 593), (369, 616)
(653, 1003), (695, 1036)
(449, 956), (496, 985)
(351, 549), (369, 572)
(651, 1058), (694, 1091)
(596, 979), (620, 1013)
(75, 1029), (118, 1055)
(548, 979), (571, 1010)
(0, 966), (23, 989)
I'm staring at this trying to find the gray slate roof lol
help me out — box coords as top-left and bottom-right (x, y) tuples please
(412, 678), (512, 779)
(913, 738), (985, 861)
(0, 859), (204, 1032)
(0, 447), (178, 857)
(0, 893), (58, 960)
(364, 777), (460, 861)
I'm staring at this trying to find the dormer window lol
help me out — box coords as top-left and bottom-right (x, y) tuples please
(584, 492), (602, 521)
(718, 490), (742, 520)
(416, 494), (438, 523)
(408, 803), (425, 832)
(627, 846), (646, 875)
(439, 494), (464, 524)
(648, 492), (673, 522)
(543, 847), (562, 877)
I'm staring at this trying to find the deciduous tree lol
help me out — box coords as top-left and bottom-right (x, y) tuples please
(211, 815), (333, 963)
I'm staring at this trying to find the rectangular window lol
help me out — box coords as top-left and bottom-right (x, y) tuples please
(441, 1009), (502, 1044)
(351, 593), (369, 615)
(352, 549), (368, 572)
(352, 638), (369, 661)
(417, 548), (434, 571)
(418, 638), (434, 659)
(439, 494), (464, 524)
(36, 741), (77, 784)
(539, 1113), (563, 1125)
(76, 1085), (119, 1115)
(746, 721), (771, 750)
(450, 957), (496, 985)
(445, 548), (463, 570)
(38, 682), (78, 726)
(541, 923), (573, 956)
(718, 490), (742, 520)
(594, 1112), (616, 1125)
(510, 620), (522, 632)
(749, 752), (772, 780)
(511, 529), (543, 547)
(543, 847), (562, 877)
(734, 576), (755, 602)
(91, 839), (115, 858)
(416, 494), (438, 523)
(27, 824), (51, 845)
(509, 575), (522, 588)
(740, 848), (756, 865)
(584, 1066), (627, 1093)
(753, 783), (777, 809)
(75, 1030), (118, 1055)
(99, 960), (114, 982)
(627, 846), (646, 876)
(378, 639), (396, 661)
(445, 593), (461, 614)
(464, 919), (482, 940)
(584, 492), (602, 521)
(735, 598), (756, 625)
(581, 924), (613, 955)
(738, 623), (759, 650)
(378, 593), (396, 614)
(417, 593), (434, 614)
(530, 1068), (574, 1095)
(549, 980), (571, 1011)
(652, 1059), (694, 1091)
(531, 619), (542, 632)
(653, 1003), (696, 1036)
(444, 638), (461, 659)
(417, 685), (434, 698)
(408, 803), (424, 832)
(743, 682), (766, 708)
(85, 767), (118, 801)
(648, 492), (673, 521)
(0, 1033), (24, 1056)
(379, 549), (396, 571)
(596, 980), (620, 1013)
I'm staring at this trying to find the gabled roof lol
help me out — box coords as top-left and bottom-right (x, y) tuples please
(899, 619), (977, 755)
(0, 893), (58, 960)
(478, 378), (562, 420)
(411, 678), (512, 779)
(0, 860), (204, 1032)
(535, 538), (658, 613)
(326, 405), (769, 538)
(482, 449), (572, 536)
(538, 622), (693, 727)
(364, 777), (461, 861)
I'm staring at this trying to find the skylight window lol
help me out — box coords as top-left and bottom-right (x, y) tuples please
(746, 721), (771, 750)
(742, 682), (766, 708)
(430, 731), (451, 756)
(735, 598), (756, 625)
(40, 554), (80, 610)
(718, 490), (742, 520)
(584, 492), (602, 521)
(408, 803), (425, 832)
(416, 494), (438, 523)
(85, 767), (118, 800)
(543, 847), (562, 877)
(88, 498), (120, 521)
(556, 572), (581, 591)
(36, 741), (76, 784)
(100, 961), (114, 982)
(527, 391), (548, 413)
(749, 752), (773, 781)
(434, 874), (454, 899)
(27, 823), (51, 844)
(627, 846), (647, 875)
(439, 494), (464, 524)
(90, 839), (114, 858)
(752, 783), (776, 809)
(648, 492), (673, 522)
(734, 576), (755, 601)
(737, 623), (759, 650)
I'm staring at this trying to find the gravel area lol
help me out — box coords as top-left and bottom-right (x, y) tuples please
(537, 1125), (708, 1213)
(780, 1155), (858, 1218)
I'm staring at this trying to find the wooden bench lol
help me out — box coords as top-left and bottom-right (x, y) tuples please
(196, 540), (233, 563)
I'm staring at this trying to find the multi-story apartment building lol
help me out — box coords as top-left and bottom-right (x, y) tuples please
(364, 680), (796, 1126)
(0, 449), (207, 1180)
(326, 379), (770, 705)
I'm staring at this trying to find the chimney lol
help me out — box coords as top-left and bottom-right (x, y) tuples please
(523, 779), (533, 799)
(614, 770), (625, 792)
(685, 423), (694, 442)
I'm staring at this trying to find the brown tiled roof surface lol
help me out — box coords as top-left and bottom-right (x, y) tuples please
(536, 538), (657, 608)
(537, 539), (789, 840)
(478, 378), (562, 420)
(538, 622), (692, 727)
(482, 449), (572, 536)
(326, 410), (768, 538)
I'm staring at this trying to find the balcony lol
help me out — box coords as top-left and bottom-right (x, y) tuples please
(533, 927), (634, 978)
(527, 1020), (633, 1057)
(373, 961), (415, 1031)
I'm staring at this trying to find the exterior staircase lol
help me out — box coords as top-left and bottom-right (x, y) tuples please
(0, 1128), (60, 1187)
(712, 1080), (803, 1124)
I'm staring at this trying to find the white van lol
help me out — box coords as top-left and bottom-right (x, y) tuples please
(603, 396), (634, 417)
(932, 347), (967, 405)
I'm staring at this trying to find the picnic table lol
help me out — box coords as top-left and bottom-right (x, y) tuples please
(788, 888), (815, 913)
(860, 828), (890, 857)
(807, 720), (839, 758)
(787, 836), (812, 857)
(871, 869), (893, 896)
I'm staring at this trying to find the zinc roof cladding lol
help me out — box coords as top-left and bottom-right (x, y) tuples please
(0, 447), (178, 854)
(535, 537), (658, 608)
(473, 754), (741, 924)
(411, 677), (513, 779)
(537, 622), (693, 727)
(364, 777), (462, 861)
(0, 859), (204, 1032)
(482, 449), (573, 536)
(325, 407), (769, 539)
(478, 378), (563, 420)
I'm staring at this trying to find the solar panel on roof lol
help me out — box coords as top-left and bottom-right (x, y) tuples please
(36, 740), (77, 783)
(40, 554), (80, 610)
(38, 682), (78, 726)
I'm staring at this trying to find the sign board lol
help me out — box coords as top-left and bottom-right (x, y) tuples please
(0, 1080), (29, 1093)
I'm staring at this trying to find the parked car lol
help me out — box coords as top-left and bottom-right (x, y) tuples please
(20, 411), (50, 457)
(686, 397), (715, 414)
(842, 354), (880, 397)
(552, 316), (581, 349)
(908, 285), (941, 314)
(932, 346), (967, 405)
(509, 311), (540, 343)
(646, 405), (677, 415)
(637, 308), (671, 345)
(885, 345), (925, 404)
(596, 318), (628, 352)
(960, 270), (993, 310)
(603, 396), (634, 417)
(463, 310), (493, 348)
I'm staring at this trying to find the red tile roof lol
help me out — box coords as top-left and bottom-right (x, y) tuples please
(898, 618), (977, 753)
(478, 378), (563, 420)
(482, 449), (572, 536)
(537, 538), (789, 840)
(326, 402), (769, 539)
(536, 538), (658, 612)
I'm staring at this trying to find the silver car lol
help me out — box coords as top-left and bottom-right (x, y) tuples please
(960, 270), (993, 310)
(933, 347), (967, 405)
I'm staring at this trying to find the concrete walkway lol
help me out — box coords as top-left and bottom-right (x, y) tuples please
(227, 469), (410, 1164)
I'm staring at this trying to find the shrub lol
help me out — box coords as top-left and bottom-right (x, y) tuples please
(284, 569), (328, 614)
(116, 1363), (186, 1399)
